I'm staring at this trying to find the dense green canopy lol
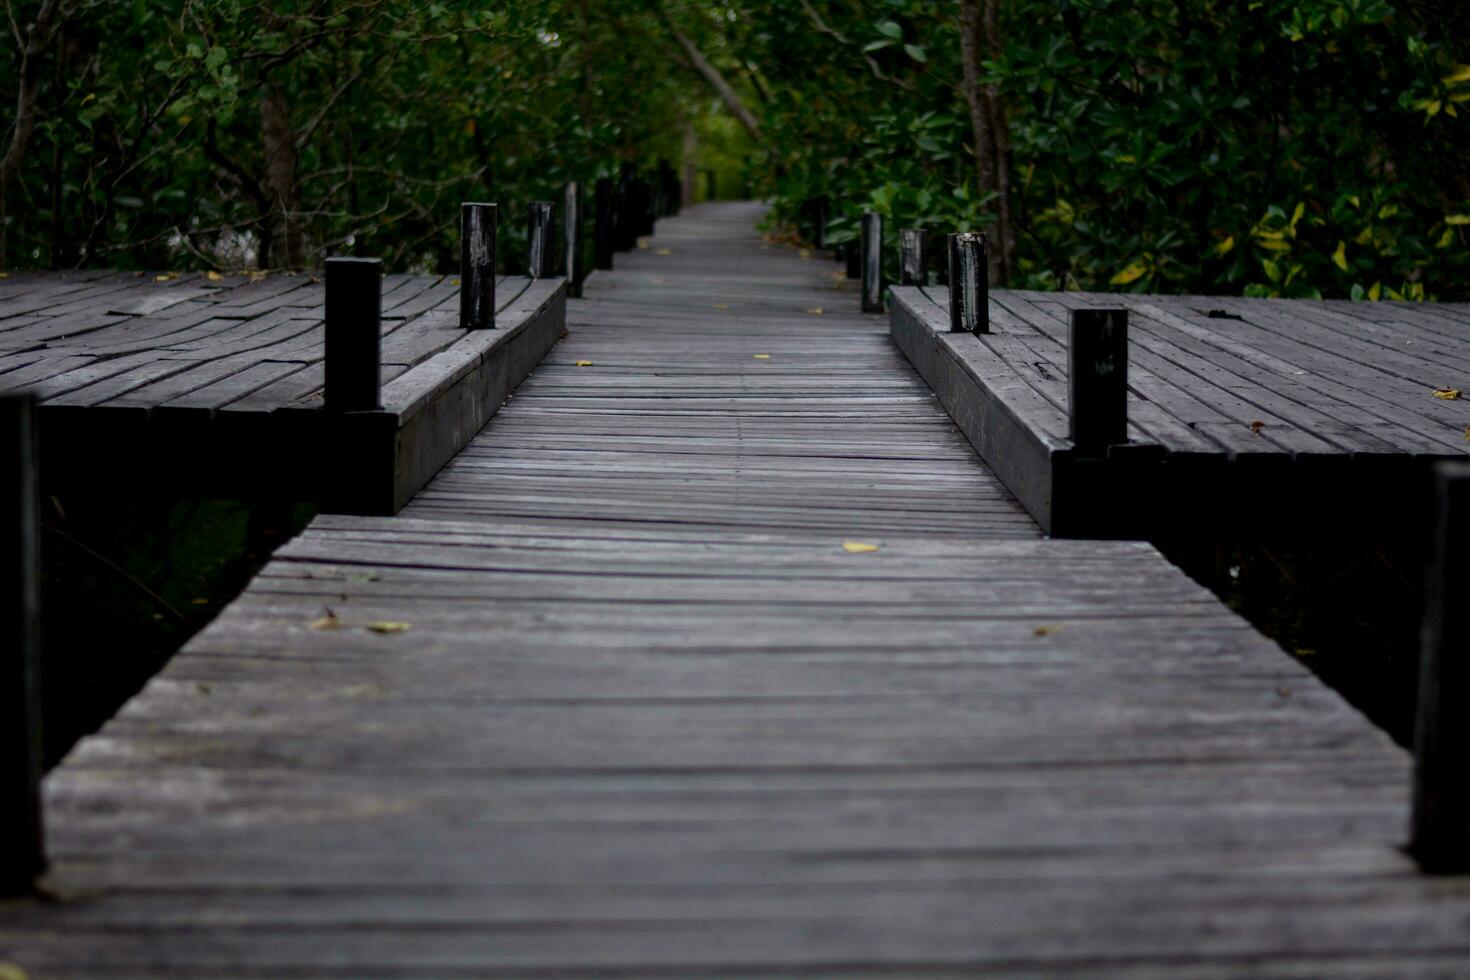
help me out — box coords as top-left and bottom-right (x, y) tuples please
(3, 0), (1467, 298)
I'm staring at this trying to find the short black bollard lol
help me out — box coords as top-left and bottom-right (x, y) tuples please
(527, 201), (556, 279)
(564, 182), (583, 298)
(947, 232), (988, 334)
(900, 228), (927, 286)
(810, 198), (829, 250)
(1411, 460), (1470, 872)
(324, 257), (383, 412)
(1067, 308), (1129, 455)
(861, 211), (883, 313)
(1, 393), (45, 896)
(705, 169), (717, 203)
(636, 177), (656, 237)
(594, 178), (614, 271)
(844, 240), (860, 279)
(616, 164), (638, 251)
(459, 202), (497, 330)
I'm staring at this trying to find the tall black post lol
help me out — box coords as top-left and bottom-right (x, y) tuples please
(635, 177), (655, 237)
(900, 228), (927, 286)
(1412, 460), (1470, 872)
(844, 241), (860, 279)
(563, 182), (583, 298)
(947, 232), (987, 334)
(809, 198), (829, 250)
(861, 211), (883, 313)
(324, 257), (382, 412)
(527, 201), (555, 279)
(704, 169), (717, 203)
(1067, 308), (1129, 456)
(1, 393), (44, 896)
(459, 202), (497, 330)
(616, 164), (638, 251)
(594, 178), (614, 271)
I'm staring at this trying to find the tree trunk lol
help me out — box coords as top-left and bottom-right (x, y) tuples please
(661, 15), (762, 144)
(958, 0), (1015, 283)
(260, 80), (305, 268)
(0, 0), (69, 271)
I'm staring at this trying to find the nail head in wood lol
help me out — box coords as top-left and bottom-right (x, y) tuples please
(0, 392), (45, 895)
(1411, 460), (1470, 872)
(459, 202), (497, 330)
(324, 256), (383, 412)
(947, 232), (988, 334)
(861, 211), (883, 313)
(1067, 307), (1129, 456)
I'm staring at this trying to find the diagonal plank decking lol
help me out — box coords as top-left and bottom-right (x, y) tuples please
(5, 202), (1470, 976)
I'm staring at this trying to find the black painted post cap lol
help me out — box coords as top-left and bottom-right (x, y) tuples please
(1411, 460), (1470, 872)
(1067, 307), (1129, 455)
(324, 257), (383, 412)
(0, 392), (45, 895)
(947, 232), (988, 334)
(460, 202), (498, 330)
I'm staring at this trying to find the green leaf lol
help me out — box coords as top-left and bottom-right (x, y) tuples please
(876, 20), (902, 40)
(904, 44), (927, 63)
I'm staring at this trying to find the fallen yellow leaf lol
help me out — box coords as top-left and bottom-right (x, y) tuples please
(1434, 387), (1462, 400)
(753, 354), (771, 360)
(807, 307), (824, 315)
(0, 272), (9, 279)
(713, 303), (729, 309)
(190, 597), (210, 606)
(1463, 426), (1470, 442)
(842, 541), (879, 554)
(0, 962), (31, 980)
(656, 248), (672, 256)
(574, 360), (594, 367)
(154, 272), (179, 282)
(205, 270), (223, 282)
(798, 249), (811, 259)
(637, 239), (651, 250)
(1033, 625), (1061, 637)
(366, 621), (411, 634)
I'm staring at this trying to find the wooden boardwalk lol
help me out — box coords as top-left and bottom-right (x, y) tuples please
(4, 202), (1468, 976)
(892, 284), (1470, 536)
(0, 269), (564, 511)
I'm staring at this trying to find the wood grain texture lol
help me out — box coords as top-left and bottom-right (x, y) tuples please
(0, 269), (563, 511)
(891, 285), (1470, 537)
(1, 203), (1458, 977)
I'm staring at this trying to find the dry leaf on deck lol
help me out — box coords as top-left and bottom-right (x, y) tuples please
(1249, 420), (1266, 434)
(1033, 625), (1061, 637)
(753, 354), (771, 360)
(309, 609), (341, 631)
(574, 360), (594, 367)
(841, 541), (879, 554)
(365, 621), (411, 634)
(713, 303), (729, 309)
(1434, 387), (1462, 400)
(807, 307), (824, 315)
(205, 270), (223, 282)
(656, 248), (672, 256)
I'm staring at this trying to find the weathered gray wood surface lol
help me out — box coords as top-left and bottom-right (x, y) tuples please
(2, 202), (1461, 977)
(0, 268), (565, 512)
(892, 285), (1470, 536)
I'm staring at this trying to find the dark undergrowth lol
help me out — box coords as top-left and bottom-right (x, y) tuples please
(38, 493), (314, 768)
(1162, 532), (1431, 747)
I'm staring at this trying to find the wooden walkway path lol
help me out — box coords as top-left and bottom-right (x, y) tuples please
(4, 202), (1468, 976)
(892, 284), (1470, 536)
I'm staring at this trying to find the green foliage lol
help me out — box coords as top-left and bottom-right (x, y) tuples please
(748, 0), (1470, 300)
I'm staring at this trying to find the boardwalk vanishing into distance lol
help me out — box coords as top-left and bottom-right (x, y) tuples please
(5, 202), (1470, 976)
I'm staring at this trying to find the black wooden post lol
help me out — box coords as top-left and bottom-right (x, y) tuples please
(844, 241), (860, 279)
(1, 393), (45, 896)
(1067, 308), (1129, 455)
(900, 228), (927, 286)
(616, 164), (638, 251)
(947, 232), (988, 334)
(1411, 460), (1470, 872)
(594, 178), (614, 271)
(527, 201), (555, 279)
(809, 198), (829, 249)
(704, 169), (717, 203)
(563, 182), (583, 299)
(459, 202), (497, 330)
(324, 257), (382, 412)
(635, 177), (656, 237)
(861, 211), (883, 313)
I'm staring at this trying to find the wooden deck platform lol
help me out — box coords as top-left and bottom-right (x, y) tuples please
(4, 202), (1468, 976)
(892, 285), (1470, 537)
(0, 270), (565, 513)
